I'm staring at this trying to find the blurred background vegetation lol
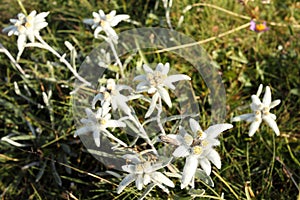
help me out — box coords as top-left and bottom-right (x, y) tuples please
(0, 0), (299, 199)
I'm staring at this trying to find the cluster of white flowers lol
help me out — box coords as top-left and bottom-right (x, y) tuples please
(3, 10), (49, 52)
(2, 7), (282, 199)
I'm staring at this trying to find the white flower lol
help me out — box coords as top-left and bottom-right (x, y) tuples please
(165, 119), (232, 189)
(232, 84), (281, 136)
(134, 63), (191, 117)
(74, 103), (127, 147)
(92, 79), (132, 116)
(83, 10), (129, 42)
(3, 10), (49, 51)
(117, 154), (174, 194)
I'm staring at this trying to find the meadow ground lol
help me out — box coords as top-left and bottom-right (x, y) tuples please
(0, 0), (299, 199)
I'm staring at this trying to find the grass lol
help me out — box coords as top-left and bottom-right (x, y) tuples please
(0, 0), (299, 199)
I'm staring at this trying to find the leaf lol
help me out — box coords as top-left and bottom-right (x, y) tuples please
(51, 160), (62, 186)
(139, 183), (156, 200)
(195, 169), (214, 187)
(188, 188), (205, 197)
(36, 160), (47, 183)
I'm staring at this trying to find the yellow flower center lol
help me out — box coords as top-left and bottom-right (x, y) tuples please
(99, 118), (107, 125)
(202, 140), (209, 147)
(193, 146), (202, 155)
(197, 130), (205, 138)
(256, 24), (267, 32)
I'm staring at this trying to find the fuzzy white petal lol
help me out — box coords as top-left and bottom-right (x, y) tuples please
(205, 123), (233, 139)
(189, 118), (202, 133)
(158, 87), (172, 108)
(110, 14), (129, 27)
(136, 174), (143, 190)
(263, 114), (280, 136)
(206, 149), (221, 169)
(270, 99), (281, 109)
(173, 145), (190, 157)
(151, 172), (174, 188)
(249, 118), (262, 137)
(232, 113), (254, 122)
(117, 174), (135, 194)
(181, 155), (198, 189)
(263, 86), (272, 106)
(145, 92), (159, 118)
(199, 157), (211, 175)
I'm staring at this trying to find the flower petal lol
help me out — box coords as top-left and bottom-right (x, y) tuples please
(206, 149), (221, 169)
(232, 113), (254, 122)
(136, 174), (144, 190)
(248, 118), (262, 137)
(250, 95), (262, 111)
(181, 155), (198, 189)
(270, 99), (281, 109)
(110, 14), (129, 27)
(93, 130), (100, 147)
(143, 64), (153, 73)
(94, 26), (103, 37)
(199, 157), (211, 175)
(117, 174), (135, 194)
(173, 145), (190, 157)
(205, 123), (233, 139)
(17, 34), (26, 51)
(122, 164), (135, 173)
(106, 119), (126, 128)
(263, 114), (280, 136)
(263, 86), (272, 106)
(256, 84), (263, 97)
(151, 172), (174, 188)
(189, 118), (202, 133)
(158, 87), (172, 108)
(145, 92), (159, 118)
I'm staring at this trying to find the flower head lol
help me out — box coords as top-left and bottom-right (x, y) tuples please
(164, 119), (232, 188)
(92, 79), (133, 116)
(3, 10), (49, 51)
(250, 20), (269, 32)
(83, 10), (129, 43)
(74, 103), (127, 147)
(232, 84), (281, 136)
(134, 63), (191, 117)
(117, 154), (174, 193)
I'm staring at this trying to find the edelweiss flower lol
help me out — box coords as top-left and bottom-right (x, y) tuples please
(83, 10), (129, 42)
(92, 79), (133, 116)
(232, 84), (281, 136)
(164, 119), (232, 189)
(3, 10), (49, 51)
(74, 103), (127, 147)
(117, 154), (174, 193)
(134, 63), (191, 117)
(250, 20), (269, 32)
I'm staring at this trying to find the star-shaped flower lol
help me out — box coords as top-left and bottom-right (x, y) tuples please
(164, 119), (232, 188)
(74, 103), (127, 147)
(83, 10), (129, 43)
(117, 154), (174, 194)
(232, 84), (281, 136)
(3, 10), (49, 52)
(134, 63), (191, 117)
(92, 79), (133, 116)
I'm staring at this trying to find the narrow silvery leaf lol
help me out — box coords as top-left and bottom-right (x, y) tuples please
(93, 130), (100, 147)
(195, 169), (214, 187)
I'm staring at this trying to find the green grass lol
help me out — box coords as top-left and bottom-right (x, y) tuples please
(0, 0), (299, 199)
